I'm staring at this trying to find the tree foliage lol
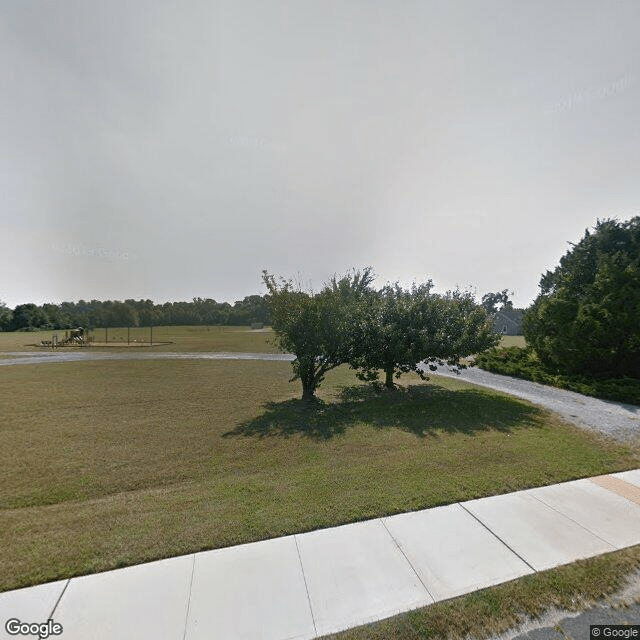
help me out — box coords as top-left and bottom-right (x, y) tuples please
(350, 283), (500, 387)
(0, 295), (272, 331)
(0, 300), (12, 331)
(264, 269), (500, 398)
(263, 268), (374, 400)
(523, 217), (640, 378)
(481, 289), (514, 314)
(9, 304), (49, 331)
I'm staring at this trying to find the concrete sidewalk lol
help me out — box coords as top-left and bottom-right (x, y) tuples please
(3, 470), (640, 640)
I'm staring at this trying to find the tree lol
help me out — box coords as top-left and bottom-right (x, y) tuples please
(107, 301), (139, 328)
(481, 289), (514, 314)
(523, 217), (640, 378)
(263, 268), (374, 401)
(132, 299), (158, 326)
(350, 283), (500, 388)
(230, 295), (270, 325)
(9, 303), (48, 330)
(42, 303), (73, 329)
(0, 300), (12, 331)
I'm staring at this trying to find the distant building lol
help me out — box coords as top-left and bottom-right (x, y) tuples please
(493, 309), (524, 336)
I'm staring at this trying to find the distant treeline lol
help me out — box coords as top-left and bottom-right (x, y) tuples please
(0, 296), (270, 331)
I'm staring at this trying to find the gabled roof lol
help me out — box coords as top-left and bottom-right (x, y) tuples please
(494, 309), (524, 328)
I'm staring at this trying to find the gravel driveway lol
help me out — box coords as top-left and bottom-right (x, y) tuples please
(430, 364), (640, 443)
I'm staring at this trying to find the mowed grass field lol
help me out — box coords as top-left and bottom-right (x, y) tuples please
(2, 338), (639, 593)
(499, 335), (526, 348)
(0, 325), (277, 354)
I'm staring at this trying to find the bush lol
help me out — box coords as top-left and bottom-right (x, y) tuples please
(474, 346), (640, 405)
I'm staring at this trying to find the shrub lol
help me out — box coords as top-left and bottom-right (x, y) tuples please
(523, 217), (640, 379)
(474, 347), (640, 405)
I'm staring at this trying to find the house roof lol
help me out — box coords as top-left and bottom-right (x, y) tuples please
(494, 309), (524, 327)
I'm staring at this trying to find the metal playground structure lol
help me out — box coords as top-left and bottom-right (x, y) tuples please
(39, 327), (91, 348)
(38, 326), (168, 348)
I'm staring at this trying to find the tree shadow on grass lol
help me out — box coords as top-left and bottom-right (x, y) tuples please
(223, 383), (543, 441)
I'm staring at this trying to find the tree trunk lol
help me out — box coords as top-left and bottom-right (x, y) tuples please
(301, 382), (316, 401)
(384, 367), (394, 389)
(301, 372), (317, 401)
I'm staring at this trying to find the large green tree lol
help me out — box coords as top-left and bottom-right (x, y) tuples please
(523, 217), (640, 378)
(0, 301), (12, 331)
(350, 283), (500, 388)
(9, 303), (49, 331)
(263, 268), (374, 400)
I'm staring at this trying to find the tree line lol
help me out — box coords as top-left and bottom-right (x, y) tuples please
(0, 295), (270, 331)
(0, 287), (516, 335)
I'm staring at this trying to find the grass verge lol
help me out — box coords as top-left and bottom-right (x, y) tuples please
(1, 359), (639, 592)
(325, 545), (640, 640)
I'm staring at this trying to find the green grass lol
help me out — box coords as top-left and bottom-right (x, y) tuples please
(326, 545), (640, 640)
(1, 358), (639, 592)
(0, 329), (523, 354)
(499, 335), (526, 348)
(0, 325), (277, 353)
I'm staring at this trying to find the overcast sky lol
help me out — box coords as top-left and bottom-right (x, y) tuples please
(1, 0), (638, 309)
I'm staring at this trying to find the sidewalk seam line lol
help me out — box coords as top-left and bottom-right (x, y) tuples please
(294, 534), (318, 637)
(181, 555), (196, 640)
(526, 489), (617, 549)
(458, 503), (537, 573)
(49, 579), (71, 620)
(379, 518), (436, 603)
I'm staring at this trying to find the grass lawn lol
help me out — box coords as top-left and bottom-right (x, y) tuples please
(0, 325), (277, 353)
(1, 357), (639, 593)
(499, 335), (526, 348)
(0, 327), (521, 354)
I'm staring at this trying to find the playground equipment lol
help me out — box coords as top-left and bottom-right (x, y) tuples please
(40, 328), (90, 348)
(61, 328), (87, 345)
(37, 326), (168, 348)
